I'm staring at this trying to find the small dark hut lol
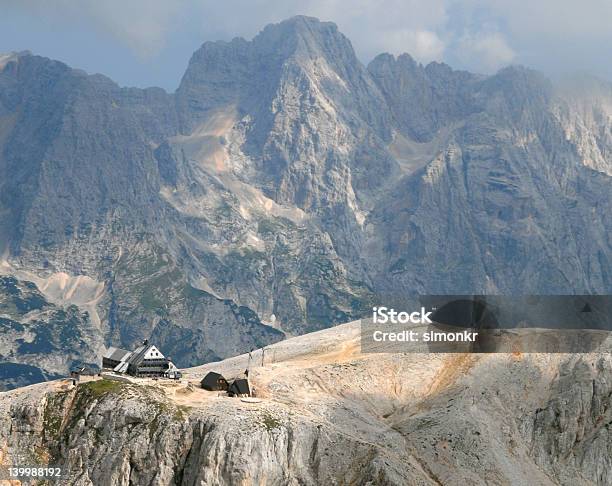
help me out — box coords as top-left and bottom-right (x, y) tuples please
(228, 378), (250, 397)
(201, 371), (229, 391)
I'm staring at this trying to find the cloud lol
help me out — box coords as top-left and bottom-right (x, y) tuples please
(470, 0), (612, 40)
(83, 1), (184, 58)
(378, 29), (446, 61)
(3, 0), (185, 59)
(457, 31), (516, 71)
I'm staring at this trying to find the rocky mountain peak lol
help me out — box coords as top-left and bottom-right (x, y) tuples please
(254, 15), (348, 58)
(368, 52), (419, 73)
(176, 15), (386, 137)
(368, 51), (478, 142)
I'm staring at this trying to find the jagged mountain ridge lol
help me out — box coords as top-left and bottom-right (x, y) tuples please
(0, 16), (610, 387)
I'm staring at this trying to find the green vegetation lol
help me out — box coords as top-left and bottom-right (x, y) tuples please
(216, 199), (235, 219)
(257, 218), (281, 235)
(16, 305), (89, 355)
(261, 412), (282, 431)
(61, 379), (125, 432)
(43, 391), (69, 442)
(80, 379), (125, 397)
(137, 267), (183, 311)
(175, 405), (192, 421)
(257, 216), (297, 236)
(112, 243), (185, 311)
(139, 288), (166, 311)
(223, 247), (270, 283)
(0, 317), (24, 331)
(133, 250), (168, 276)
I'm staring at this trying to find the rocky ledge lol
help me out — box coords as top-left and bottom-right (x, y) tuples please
(1, 321), (611, 485)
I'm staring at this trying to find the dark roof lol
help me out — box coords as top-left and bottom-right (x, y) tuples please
(228, 378), (250, 396)
(201, 371), (228, 391)
(201, 371), (222, 383)
(126, 344), (148, 367)
(103, 347), (132, 362)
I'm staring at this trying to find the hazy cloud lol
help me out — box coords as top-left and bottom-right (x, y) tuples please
(3, 0), (185, 59)
(381, 30), (446, 62)
(457, 31), (516, 71)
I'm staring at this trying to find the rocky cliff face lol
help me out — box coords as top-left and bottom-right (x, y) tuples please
(554, 75), (612, 177)
(0, 275), (93, 390)
(1, 322), (611, 485)
(366, 65), (611, 294)
(0, 16), (610, 387)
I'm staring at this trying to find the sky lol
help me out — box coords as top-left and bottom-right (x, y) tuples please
(1, 0), (611, 91)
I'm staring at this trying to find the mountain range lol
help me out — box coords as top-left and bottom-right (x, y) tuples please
(0, 16), (611, 388)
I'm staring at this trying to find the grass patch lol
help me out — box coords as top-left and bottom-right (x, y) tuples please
(261, 412), (282, 431)
(79, 379), (126, 397)
(61, 380), (127, 435)
(174, 405), (192, 421)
